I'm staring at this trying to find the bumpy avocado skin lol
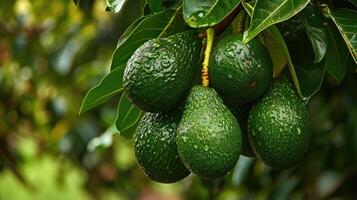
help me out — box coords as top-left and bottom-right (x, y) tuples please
(176, 86), (241, 179)
(230, 103), (255, 157)
(123, 31), (201, 112)
(210, 34), (273, 103)
(248, 79), (311, 169)
(134, 110), (190, 183)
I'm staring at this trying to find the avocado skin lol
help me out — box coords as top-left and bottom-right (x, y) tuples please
(176, 86), (241, 179)
(134, 110), (190, 183)
(230, 103), (255, 157)
(210, 34), (273, 103)
(248, 79), (311, 169)
(123, 31), (201, 112)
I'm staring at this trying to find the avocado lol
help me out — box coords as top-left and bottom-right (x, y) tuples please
(230, 103), (255, 157)
(134, 110), (190, 183)
(123, 31), (201, 113)
(176, 85), (241, 179)
(248, 79), (311, 169)
(210, 34), (273, 103)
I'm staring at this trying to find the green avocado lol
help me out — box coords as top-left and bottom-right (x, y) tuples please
(134, 110), (190, 183)
(248, 79), (311, 169)
(123, 31), (201, 113)
(210, 34), (273, 103)
(230, 103), (255, 157)
(176, 85), (241, 179)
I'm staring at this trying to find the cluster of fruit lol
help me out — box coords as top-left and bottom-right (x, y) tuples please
(123, 30), (311, 183)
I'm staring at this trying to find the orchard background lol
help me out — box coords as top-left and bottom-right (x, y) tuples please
(0, 0), (357, 199)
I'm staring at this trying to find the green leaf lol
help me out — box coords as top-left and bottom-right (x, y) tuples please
(115, 94), (143, 138)
(328, 7), (357, 64)
(183, 0), (241, 28)
(285, 27), (325, 101)
(243, 0), (310, 43)
(146, 0), (163, 13)
(243, 1), (302, 97)
(106, 0), (127, 13)
(79, 66), (125, 114)
(262, 28), (288, 77)
(295, 60), (325, 102)
(111, 10), (186, 70)
(300, 5), (328, 63)
(325, 23), (349, 83)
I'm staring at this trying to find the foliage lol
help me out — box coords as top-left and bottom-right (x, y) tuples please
(0, 0), (357, 199)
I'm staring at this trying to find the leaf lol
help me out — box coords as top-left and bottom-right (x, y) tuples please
(111, 10), (186, 70)
(243, 0), (310, 43)
(106, 0), (127, 13)
(146, 0), (163, 13)
(183, 0), (241, 28)
(328, 7), (357, 64)
(295, 60), (325, 102)
(285, 28), (325, 101)
(116, 16), (146, 48)
(300, 5), (328, 63)
(79, 66), (125, 114)
(243, 1), (302, 97)
(325, 23), (349, 83)
(115, 94), (143, 138)
(262, 28), (288, 77)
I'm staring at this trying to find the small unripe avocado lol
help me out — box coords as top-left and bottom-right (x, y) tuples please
(134, 110), (190, 183)
(176, 85), (241, 179)
(123, 31), (201, 113)
(210, 34), (273, 103)
(248, 79), (311, 169)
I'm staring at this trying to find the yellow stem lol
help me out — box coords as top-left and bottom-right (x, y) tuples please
(202, 28), (215, 87)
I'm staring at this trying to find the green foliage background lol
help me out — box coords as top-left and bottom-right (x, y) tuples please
(0, 0), (356, 199)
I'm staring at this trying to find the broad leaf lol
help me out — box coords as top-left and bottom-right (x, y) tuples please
(325, 24), (349, 83)
(79, 66), (125, 114)
(111, 10), (186, 70)
(183, 0), (241, 28)
(328, 7), (357, 64)
(146, 0), (163, 13)
(285, 28), (325, 101)
(295, 61), (325, 102)
(243, 0), (310, 43)
(243, 1), (302, 97)
(300, 5), (328, 63)
(115, 94), (143, 138)
(106, 0), (127, 13)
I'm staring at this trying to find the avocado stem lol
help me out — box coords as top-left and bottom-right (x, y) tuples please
(202, 28), (215, 87)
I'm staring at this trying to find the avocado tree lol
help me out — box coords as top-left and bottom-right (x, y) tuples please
(78, 0), (357, 198)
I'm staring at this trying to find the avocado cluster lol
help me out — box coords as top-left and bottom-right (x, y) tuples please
(123, 30), (311, 183)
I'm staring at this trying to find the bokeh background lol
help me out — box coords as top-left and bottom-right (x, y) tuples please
(0, 0), (357, 199)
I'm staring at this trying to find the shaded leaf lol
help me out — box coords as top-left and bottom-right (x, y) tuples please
(295, 60), (326, 102)
(285, 28), (326, 101)
(79, 66), (125, 114)
(328, 7), (357, 64)
(300, 5), (328, 63)
(183, 0), (241, 28)
(325, 23), (349, 83)
(111, 10), (186, 70)
(106, 0), (127, 13)
(146, 0), (163, 13)
(115, 94), (143, 138)
(243, 0), (310, 43)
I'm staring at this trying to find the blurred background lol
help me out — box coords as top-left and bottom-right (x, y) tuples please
(0, 0), (357, 199)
